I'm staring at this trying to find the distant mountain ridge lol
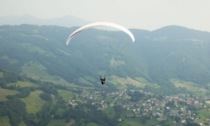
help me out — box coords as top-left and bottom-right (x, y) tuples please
(0, 24), (210, 94)
(0, 15), (88, 27)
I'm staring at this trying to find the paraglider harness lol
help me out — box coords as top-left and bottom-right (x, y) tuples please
(100, 75), (106, 85)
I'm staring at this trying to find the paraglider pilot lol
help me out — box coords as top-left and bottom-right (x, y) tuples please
(100, 75), (106, 85)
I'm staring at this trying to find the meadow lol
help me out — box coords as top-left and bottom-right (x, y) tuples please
(0, 88), (18, 101)
(21, 90), (45, 114)
(171, 79), (208, 96)
(7, 81), (38, 88)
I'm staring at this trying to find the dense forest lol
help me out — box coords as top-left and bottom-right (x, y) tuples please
(0, 25), (210, 92)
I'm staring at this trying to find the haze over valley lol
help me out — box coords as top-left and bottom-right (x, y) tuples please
(1, 15), (210, 125)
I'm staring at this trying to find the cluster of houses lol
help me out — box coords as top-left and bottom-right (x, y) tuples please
(68, 88), (210, 125)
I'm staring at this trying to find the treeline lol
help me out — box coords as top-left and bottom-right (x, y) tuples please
(0, 99), (26, 126)
(0, 69), (60, 126)
(0, 69), (20, 86)
(63, 103), (117, 126)
(0, 69), (119, 126)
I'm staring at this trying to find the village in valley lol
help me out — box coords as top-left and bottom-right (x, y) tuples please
(68, 88), (210, 126)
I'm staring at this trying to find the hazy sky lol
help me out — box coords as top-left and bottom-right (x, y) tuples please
(0, 0), (210, 31)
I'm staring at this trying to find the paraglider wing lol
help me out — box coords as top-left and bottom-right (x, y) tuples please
(66, 22), (135, 45)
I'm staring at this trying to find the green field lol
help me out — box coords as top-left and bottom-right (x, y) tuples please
(55, 108), (67, 117)
(197, 109), (210, 123)
(77, 76), (95, 87)
(19, 121), (27, 126)
(20, 43), (54, 57)
(119, 118), (160, 126)
(47, 119), (77, 126)
(86, 122), (98, 126)
(171, 79), (208, 95)
(7, 81), (38, 88)
(0, 55), (18, 65)
(0, 71), (4, 78)
(103, 107), (116, 119)
(21, 90), (45, 114)
(47, 119), (66, 126)
(110, 75), (148, 89)
(58, 89), (75, 101)
(0, 88), (18, 101)
(20, 61), (75, 86)
(0, 116), (11, 126)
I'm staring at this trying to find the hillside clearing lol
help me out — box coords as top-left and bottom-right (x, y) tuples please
(21, 90), (45, 114)
(0, 88), (18, 101)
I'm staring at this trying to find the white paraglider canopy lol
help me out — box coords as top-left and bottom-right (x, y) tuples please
(66, 22), (135, 45)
